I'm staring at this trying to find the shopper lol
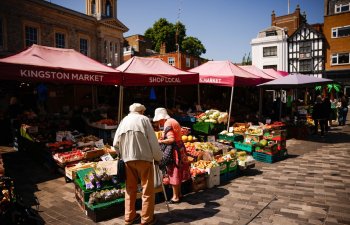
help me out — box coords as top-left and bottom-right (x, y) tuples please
(322, 97), (331, 132)
(312, 96), (327, 136)
(153, 107), (191, 204)
(113, 103), (163, 225)
(339, 95), (349, 126)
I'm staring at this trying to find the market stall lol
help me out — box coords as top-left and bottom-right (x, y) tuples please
(0, 45), (123, 149)
(0, 44), (122, 85)
(258, 73), (334, 138)
(189, 61), (269, 132)
(116, 56), (199, 121)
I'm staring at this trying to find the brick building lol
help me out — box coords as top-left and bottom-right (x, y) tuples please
(0, 0), (128, 67)
(123, 34), (206, 70)
(0, 0), (128, 112)
(323, 0), (350, 87)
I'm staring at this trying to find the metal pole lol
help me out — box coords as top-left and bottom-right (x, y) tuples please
(164, 87), (167, 108)
(279, 89), (282, 120)
(197, 84), (201, 105)
(227, 86), (234, 131)
(173, 86), (177, 108)
(259, 87), (263, 121)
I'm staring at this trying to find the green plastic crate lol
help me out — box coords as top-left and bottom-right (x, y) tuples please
(217, 134), (244, 142)
(226, 160), (238, 172)
(218, 162), (228, 174)
(234, 142), (255, 152)
(253, 149), (288, 163)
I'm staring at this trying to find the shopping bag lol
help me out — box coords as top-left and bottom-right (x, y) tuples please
(153, 162), (162, 188)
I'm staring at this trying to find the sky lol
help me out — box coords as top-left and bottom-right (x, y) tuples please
(49, 0), (324, 63)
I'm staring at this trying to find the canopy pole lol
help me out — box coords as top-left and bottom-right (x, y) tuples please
(197, 84), (201, 105)
(118, 86), (124, 122)
(173, 86), (177, 108)
(279, 89), (282, 121)
(227, 86), (234, 131)
(259, 87), (263, 122)
(164, 87), (167, 108)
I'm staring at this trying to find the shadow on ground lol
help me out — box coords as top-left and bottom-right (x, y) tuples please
(2, 150), (61, 206)
(156, 187), (228, 224)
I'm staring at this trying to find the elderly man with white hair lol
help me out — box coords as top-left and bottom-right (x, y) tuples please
(113, 103), (163, 225)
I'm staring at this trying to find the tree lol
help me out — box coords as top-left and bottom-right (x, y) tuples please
(144, 18), (206, 56)
(182, 36), (206, 57)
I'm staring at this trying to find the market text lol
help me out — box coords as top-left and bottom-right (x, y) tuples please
(149, 77), (181, 83)
(20, 70), (104, 82)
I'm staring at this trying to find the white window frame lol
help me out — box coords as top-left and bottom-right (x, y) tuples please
(331, 52), (350, 65)
(263, 46), (277, 57)
(335, 3), (350, 13)
(194, 59), (198, 67)
(186, 57), (191, 67)
(332, 26), (350, 38)
(168, 57), (175, 66)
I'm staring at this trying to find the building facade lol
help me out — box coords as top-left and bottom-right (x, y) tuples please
(123, 34), (205, 70)
(251, 26), (288, 71)
(0, 0), (128, 67)
(123, 34), (154, 61)
(323, 0), (350, 86)
(287, 23), (325, 77)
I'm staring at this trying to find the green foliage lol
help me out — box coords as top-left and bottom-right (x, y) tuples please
(182, 36), (206, 57)
(144, 18), (205, 56)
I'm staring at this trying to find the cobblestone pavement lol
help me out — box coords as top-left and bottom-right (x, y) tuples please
(2, 123), (350, 225)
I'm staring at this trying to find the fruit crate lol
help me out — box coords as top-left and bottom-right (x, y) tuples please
(226, 160), (238, 172)
(217, 134), (244, 142)
(234, 142), (255, 153)
(253, 149), (288, 163)
(218, 162), (228, 174)
(85, 198), (124, 222)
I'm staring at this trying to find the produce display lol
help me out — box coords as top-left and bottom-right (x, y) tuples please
(88, 188), (125, 205)
(192, 160), (219, 169)
(53, 150), (84, 164)
(196, 110), (228, 124)
(95, 119), (117, 126)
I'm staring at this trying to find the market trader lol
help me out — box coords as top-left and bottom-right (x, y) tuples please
(113, 103), (163, 225)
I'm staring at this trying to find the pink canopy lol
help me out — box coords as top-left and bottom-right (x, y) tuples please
(189, 61), (261, 87)
(117, 56), (198, 86)
(240, 65), (275, 80)
(262, 68), (288, 79)
(0, 44), (122, 85)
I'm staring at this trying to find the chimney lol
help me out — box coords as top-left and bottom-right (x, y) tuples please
(295, 4), (300, 15)
(160, 42), (166, 54)
(271, 10), (276, 26)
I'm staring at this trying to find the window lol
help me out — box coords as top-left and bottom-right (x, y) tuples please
(168, 57), (175, 66)
(80, 38), (88, 56)
(335, 3), (350, 13)
(332, 53), (350, 65)
(299, 59), (312, 72)
(263, 65), (277, 70)
(332, 26), (350, 38)
(194, 60), (198, 67)
(25, 26), (38, 47)
(263, 46), (277, 57)
(186, 57), (191, 67)
(299, 41), (311, 53)
(0, 18), (3, 49)
(91, 0), (96, 14)
(55, 32), (65, 48)
(106, 0), (112, 17)
(266, 30), (277, 37)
